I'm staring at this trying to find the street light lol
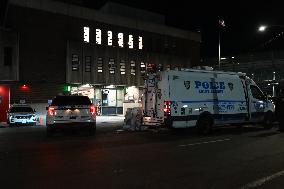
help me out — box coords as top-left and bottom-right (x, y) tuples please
(258, 25), (267, 32)
(258, 24), (284, 32)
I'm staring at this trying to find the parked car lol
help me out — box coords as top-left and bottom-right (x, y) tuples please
(7, 104), (37, 126)
(46, 95), (96, 136)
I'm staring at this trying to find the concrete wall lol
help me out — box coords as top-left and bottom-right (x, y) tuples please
(0, 30), (19, 81)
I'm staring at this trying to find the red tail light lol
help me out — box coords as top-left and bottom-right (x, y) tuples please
(164, 101), (171, 115)
(90, 105), (95, 115)
(48, 106), (55, 116)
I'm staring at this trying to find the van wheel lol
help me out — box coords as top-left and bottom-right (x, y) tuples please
(263, 111), (273, 129)
(197, 116), (213, 135)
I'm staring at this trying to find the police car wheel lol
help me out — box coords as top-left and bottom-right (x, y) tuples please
(197, 116), (213, 135)
(263, 111), (273, 129)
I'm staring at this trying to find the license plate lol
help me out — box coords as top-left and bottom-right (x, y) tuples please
(70, 116), (77, 119)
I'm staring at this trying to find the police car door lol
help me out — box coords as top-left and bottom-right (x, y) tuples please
(249, 85), (266, 122)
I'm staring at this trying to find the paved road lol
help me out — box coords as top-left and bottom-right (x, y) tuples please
(0, 122), (284, 189)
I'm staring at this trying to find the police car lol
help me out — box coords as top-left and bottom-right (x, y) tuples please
(46, 95), (96, 136)
(7, 104), (37, 126)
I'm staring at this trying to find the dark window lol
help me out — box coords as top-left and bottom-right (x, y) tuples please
(97, 57), (103, 73)
(51, 96), (91, 106)
(120, 60), (125, 75)
(4, 47), (12, 66)
(109, 58), (115, 74)
(9, 107), (33, 113)
(140, 62), (146, 76)
(72, 54), (79, 71)
(85, 56), (91, 72)
(130, 60), (136, 75)
(250, 85), (264, 100)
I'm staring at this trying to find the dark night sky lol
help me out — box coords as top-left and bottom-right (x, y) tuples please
(56, 0), (284, 58)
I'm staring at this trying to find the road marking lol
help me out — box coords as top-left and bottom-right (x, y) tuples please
(179, 138), (231, 147)
(240, 170), (284, 189)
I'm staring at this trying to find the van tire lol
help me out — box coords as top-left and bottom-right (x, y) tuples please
(197, 116), (213, 135)
(263, 111), (273, 129)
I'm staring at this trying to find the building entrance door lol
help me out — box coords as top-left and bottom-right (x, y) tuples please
(0, 85), (10, 122)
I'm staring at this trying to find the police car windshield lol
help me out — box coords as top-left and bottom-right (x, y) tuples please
(10, 107), (33, 113)
(51, 96), (91, 106)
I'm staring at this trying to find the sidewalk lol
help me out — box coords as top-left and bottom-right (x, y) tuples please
(96, 115), (125, 126)
(0, 122), (8, 128)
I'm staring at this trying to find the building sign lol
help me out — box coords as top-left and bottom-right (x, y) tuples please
(139, 36), (143, 49)
(83, 27), (90, 43)
(118, 33), (124, 48)
(108, 31), (112, 46)
(128, 35), (134, 49)
(83, 27), (143, 49)
(96, 29), (102, 44)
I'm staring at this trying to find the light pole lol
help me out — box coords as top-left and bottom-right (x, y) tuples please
(258, 24), (284, 97)
(218, 31), (221, 69)
(273, 71), (276, 97)
(218, 18), (225, 70)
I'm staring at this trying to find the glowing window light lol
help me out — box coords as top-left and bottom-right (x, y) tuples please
(96, 29), (102, 45)
(128, 35), (134, 49)
(108, 31), (112, 46)
(83, 27), (90, 43)
(118, 33), (124, 48)
(139, 36), (143, 49)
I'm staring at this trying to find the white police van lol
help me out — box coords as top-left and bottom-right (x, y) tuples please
(142, 69), (275, 133)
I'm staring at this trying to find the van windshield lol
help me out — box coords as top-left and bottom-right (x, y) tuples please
(51, 96), (92, 106)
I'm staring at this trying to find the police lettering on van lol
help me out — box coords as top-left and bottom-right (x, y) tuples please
(195, 81), (225, 94)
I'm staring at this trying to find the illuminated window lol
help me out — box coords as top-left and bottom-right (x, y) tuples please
(83, 27), (90, 43)
(96, 29), (102, 45)
(118, 33), (124, 48)
(139, 36), (143, 49)
(108, 31), (112, 46)
(140, 62), (146, 76)
(130, 61), (136, 76)
(85, 56), (91, 72)
(97, 57), (103, 73)
(128, 35), (134, 49)
(72, 54), (79, 71)
(109, 58), (115, 74)
(120, 60), (126, 75)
